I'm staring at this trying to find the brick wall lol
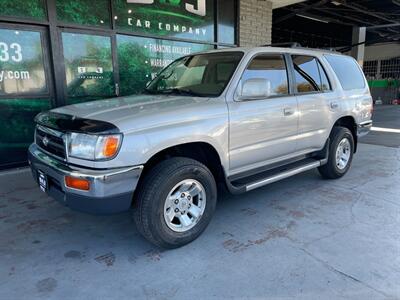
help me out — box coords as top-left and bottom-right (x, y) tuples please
(239, 0), (273, 47)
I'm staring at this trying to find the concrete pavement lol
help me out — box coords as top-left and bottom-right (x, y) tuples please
(360, 105), (400, 148)
(0, 105), (399, 299)
(1, 142), (399, 299)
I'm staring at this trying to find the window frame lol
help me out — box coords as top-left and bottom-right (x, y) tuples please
(289, 54), (333, 96)
(235, 52), (293, 102)
(316, 58), (332, 92)
(0, 22), (53, 100)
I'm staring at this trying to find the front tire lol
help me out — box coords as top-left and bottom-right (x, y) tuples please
(318, 127), (354, 179)
(133, 157), (217, 248)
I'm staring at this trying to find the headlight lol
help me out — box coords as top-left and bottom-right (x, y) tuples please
(68, 133), (122, 160)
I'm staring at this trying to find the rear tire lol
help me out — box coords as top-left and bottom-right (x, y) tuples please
(318, 127), (354, 179)
(133, 157), (217, 249)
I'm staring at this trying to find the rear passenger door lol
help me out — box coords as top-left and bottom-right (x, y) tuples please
(290, 55), (333, 152)
(228, 54), (298, 175)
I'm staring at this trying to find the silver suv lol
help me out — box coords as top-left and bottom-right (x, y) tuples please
(29, 47), (373, 248)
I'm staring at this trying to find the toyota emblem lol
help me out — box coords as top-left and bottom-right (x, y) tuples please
(42, 136), (49, 147)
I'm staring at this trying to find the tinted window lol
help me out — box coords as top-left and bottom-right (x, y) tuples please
(292, 55), (321, 93)
(242, 55), (289, 96)
(0, 98), (51, 167)
(116, 35), (214, 96)
(325, 54), (365, 90)
(62, 32), (115, 104)
(218, 0), (236, 45)
(0, 28), (48, 96)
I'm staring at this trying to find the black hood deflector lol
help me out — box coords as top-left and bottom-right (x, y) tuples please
(35, 111), (120, 134)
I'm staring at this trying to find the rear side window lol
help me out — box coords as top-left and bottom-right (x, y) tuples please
(325, 54), (365, 90)
(292, 55), (331, 93)
(242, 55), (289, 97)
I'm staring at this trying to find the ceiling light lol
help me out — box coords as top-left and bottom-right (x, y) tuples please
(296, 14), (329, 23)
(331, 1), (342, 6)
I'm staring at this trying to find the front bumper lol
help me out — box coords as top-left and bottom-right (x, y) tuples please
(28, 143), (143, 214)
(357, 120), (373, 137)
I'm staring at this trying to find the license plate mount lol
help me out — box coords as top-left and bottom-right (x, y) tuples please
(38, 171), (48, 192)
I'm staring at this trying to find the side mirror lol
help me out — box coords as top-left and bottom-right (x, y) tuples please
(238, 78), (271, 100)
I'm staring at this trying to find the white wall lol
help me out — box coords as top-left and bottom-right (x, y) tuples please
(364, 42), (400, 61)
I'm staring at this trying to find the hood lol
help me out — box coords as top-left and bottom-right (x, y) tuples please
(50, 94), (212, 133)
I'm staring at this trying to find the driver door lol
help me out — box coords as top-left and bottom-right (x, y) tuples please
(228, 54), (298, 175)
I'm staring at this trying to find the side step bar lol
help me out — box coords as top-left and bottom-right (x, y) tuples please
(245, 160), (321, 191)
(225, 157), (327, 194)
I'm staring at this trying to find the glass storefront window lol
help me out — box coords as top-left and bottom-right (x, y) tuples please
(113, 0), (214, 43)
(117, 34), (213, 96)
(0, 98), (50, 168)
(0, 0), (238, 169)
(0, 28), (48, 96)
(0, 0), (46, 20)
(62, 32), (115, 104)
(218, 0), (236, 45)
(56, 0), (111, 28)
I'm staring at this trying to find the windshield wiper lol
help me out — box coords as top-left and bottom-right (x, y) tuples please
(143, 88), (159, 95)
(158, 88), (209, 97)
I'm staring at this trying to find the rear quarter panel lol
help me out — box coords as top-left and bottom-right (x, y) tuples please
(319, 54), (373, 131)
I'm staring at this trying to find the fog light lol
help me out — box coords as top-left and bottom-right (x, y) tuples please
(65, 176), (90, 191)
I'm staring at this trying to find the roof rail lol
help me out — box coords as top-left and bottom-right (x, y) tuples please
(261, 42), (302, 48)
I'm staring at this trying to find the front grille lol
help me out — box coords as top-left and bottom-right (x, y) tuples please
(35, 126), (66, 160)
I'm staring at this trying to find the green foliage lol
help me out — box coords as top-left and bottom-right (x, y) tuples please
(56, 0), (110, 27)
(0, 98), (50, 167)
(0, 98), (50, 143)
(0, 0), (46, 20)
(118, 42), (152, 96)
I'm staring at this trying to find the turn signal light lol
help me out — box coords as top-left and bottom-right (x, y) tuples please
(65, 176), (90, 191)
(102, 136), (120, 158)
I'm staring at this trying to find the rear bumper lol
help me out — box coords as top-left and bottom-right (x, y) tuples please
(357, 120), (372, 137)
(28, 143), (143, 215)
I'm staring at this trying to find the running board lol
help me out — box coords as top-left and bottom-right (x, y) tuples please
(225, 157), (326, 194)
(245, 160), (321, 191)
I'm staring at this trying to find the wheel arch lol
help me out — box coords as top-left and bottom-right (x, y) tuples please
(140, 141), (226, 185)
(331, 116), (358, 152)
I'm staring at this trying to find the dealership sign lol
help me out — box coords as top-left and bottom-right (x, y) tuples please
(115, 0), (214, 42)
(127, 0), (206, 16)
(0, 29), (47, 95)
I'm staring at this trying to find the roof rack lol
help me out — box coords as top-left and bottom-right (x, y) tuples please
(261, 42), (340, 53)
(261, 42), (302, 48)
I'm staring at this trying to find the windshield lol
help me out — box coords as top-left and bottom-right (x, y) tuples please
(145, 52), (244, 97)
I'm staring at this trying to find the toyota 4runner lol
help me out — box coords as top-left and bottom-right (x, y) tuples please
(29, 47), (373, 248)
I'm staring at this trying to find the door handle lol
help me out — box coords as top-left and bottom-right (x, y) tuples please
(283, 107), (295, 116)
(330, 102), (339, 109)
